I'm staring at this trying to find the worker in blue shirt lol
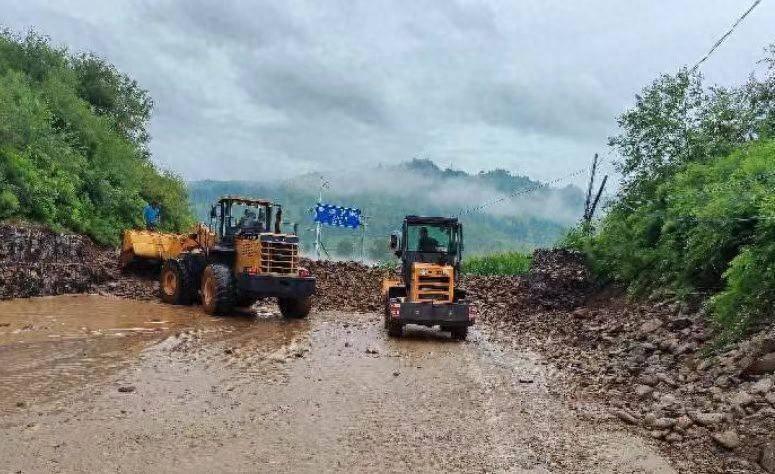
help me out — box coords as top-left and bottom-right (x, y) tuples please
(143, 200), (161, 230)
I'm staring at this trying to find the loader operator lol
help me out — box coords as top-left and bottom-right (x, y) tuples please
(238, 208), (262, 232)
(418, 226), (439, 252)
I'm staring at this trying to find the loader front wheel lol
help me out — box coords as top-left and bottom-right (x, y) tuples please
(387, 321), (403, 338)
(201, 264), (235, 315)
(451, 327), (468, 341)
(278, 296), (312, 319)
(160, 260), (194, 305)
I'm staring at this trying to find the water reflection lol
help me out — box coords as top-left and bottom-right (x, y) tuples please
(0, 295), (310, 412)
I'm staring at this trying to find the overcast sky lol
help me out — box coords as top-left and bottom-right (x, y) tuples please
(3, 0), (774, 184)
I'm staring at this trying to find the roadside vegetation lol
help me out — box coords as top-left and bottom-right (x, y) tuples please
(462, 251), (532, 276)
(0, 31), (193, 245)
(566, 45), (775, 341)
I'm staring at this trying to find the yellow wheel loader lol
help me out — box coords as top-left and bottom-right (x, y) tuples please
(381, 216), (475, 340)
(121, 196), (315, 318)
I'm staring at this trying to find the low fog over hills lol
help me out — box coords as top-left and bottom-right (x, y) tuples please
(189, 159), (585, 260)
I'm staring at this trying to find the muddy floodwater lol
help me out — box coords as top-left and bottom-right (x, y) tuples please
(0, 295), (676, 472)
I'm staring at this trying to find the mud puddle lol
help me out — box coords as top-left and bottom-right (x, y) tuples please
(0, 295), (307, 413)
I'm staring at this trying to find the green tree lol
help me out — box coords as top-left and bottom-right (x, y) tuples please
(571, 43), (775, 340)
(0, 30), (193, 244)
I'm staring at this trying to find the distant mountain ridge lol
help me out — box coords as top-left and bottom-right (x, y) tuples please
(188, 159), (584, 260)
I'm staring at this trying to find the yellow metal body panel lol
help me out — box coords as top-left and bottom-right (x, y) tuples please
(234, 234), (299, 276)
(410, 262), (454, 303)
(381, 278), (402, 297)
(381, 264), (454, 303)
(235, 238), (261, 273)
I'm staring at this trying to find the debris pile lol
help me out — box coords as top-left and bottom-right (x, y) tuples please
(549, 301), (775, 472)
(463, 248), (594, 317)
(470, 257), (775, 472)
(0, 223), (157, 300)
(524, 249), (593, 310)
(0, 223), (109, 299)
(302, 259), (395, 312)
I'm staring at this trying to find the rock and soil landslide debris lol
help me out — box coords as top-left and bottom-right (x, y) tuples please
(2, 222), (774, 471)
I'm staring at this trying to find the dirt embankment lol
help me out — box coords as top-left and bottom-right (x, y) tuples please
(0, 223), (156, 301)
(467, 250), (775, 473)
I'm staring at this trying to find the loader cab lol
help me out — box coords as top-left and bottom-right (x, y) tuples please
(391, 216), (463, 278)
(209, 196), (284, 244)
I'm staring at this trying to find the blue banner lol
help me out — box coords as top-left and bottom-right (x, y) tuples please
(314, 203), (362, 228)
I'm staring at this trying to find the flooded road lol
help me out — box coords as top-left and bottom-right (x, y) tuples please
(0, 296), (675, 473)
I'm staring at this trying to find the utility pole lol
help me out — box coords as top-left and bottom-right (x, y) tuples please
(314, 176), (329, 260)
(587, 175), (609, 222)
(583, 153), (599, 221)
(359, 215), (369, 263)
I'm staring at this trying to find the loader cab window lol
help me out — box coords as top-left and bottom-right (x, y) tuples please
(407, 224), (453, 254)
(224, 202), (269, 237)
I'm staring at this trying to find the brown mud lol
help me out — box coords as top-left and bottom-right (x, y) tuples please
(0, 295), (674, 473)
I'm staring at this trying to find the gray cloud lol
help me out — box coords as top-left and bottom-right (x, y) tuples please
(3, 0), (774, 186)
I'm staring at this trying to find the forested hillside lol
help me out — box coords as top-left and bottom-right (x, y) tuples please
(568, 45), (775, 340)
(0, 31), (192, 244)
(189, 159), (585, 260)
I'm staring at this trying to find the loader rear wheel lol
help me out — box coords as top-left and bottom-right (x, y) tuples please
(278, 296), (312, 319)
(160, 260), (194, 305)
(201, 264), (235, 315)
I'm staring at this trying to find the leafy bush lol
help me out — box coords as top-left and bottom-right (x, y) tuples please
(568, 45), (775, 339)
(462, 252), (532, 276)
(0, 31), (193, 245)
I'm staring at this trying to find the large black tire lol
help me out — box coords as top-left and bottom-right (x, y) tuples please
(278, 296), (312, 319)
(160, 260), (194, 305)
(201, 264), (235, 315)
(451, 327), (468, 341)
(387, 321), (403, 338)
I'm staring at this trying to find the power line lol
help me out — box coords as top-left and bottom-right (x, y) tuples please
(691, 0), (764, 71)
(458, 166), (588, 216)
(460, 0), (764, 220)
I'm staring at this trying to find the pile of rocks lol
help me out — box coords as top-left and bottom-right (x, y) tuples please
(463, 248), (594, 318)
(0, 223), (159, 300)
(474, 263), (775, 472)
(524, 249), (593, 310)
(301, 258), (395, 312)
(0, 223), (112, 299)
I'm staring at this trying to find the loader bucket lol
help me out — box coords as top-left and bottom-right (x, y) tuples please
(120, 230), (189, 269)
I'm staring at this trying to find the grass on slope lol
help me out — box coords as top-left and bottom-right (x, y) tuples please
(462, 252), (532, 276)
